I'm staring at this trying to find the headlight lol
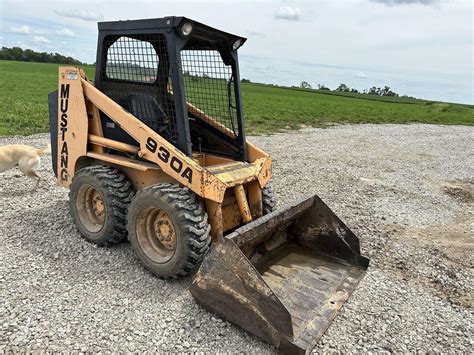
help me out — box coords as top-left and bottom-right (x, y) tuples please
(232, 39), (242, 50)
(181, 22), (193, 36)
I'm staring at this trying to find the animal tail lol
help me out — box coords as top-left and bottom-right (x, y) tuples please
(37, 144), (51, 156)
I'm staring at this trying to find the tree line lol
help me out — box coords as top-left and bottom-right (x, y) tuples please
(0, 47), (85, 65)
(298, 81), (400, 97)
(241, 78), (403, 97)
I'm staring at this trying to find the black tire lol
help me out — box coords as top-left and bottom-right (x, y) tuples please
(262, 182), (277, 215)
(127, 183), (211, 278)
(69, 165), (134, 246)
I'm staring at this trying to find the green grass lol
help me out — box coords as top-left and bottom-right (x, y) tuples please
(0, 61), (94, 136)
(241, 83), (473, 133)
(0, 60), (472, 136)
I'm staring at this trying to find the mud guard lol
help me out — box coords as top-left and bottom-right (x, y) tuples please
(190, 195), (369, 354)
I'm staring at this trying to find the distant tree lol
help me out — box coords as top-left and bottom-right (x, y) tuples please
(0, 47), (13, 60)
(10, 47), (24, 59)
(368, 86), (379, 95)
(350, 88), (359, 93)
(317, 84), (330, 91)
(300, 81), (312, 89)
(366, 85), (398, 97)
(381, 86), (398, 97)
(39, 52), (50, 63)
(241, 78), (251, 83)
(23, 49), (36, 61)
(336, 83), (350, 92)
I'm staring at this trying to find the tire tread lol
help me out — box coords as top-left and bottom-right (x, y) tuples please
(128, 183), (211, 278)
(69, 166), (134, 246)
(262, 182), (277, 215)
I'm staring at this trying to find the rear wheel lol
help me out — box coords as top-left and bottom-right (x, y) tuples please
(127, 183), (211, 278)
(262, 182), (277, 215)
(69, 166), (134, 246)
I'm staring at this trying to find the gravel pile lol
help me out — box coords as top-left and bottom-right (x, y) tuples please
(1, 124), (473, 352)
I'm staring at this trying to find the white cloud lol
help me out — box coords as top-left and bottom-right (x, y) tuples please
(32, 36), (50, 44)
(356, 72), (368, 78)
(55, 9), (103, 21)
(56, 28), (76, 37)
(8, 26), (75, 38)
(274, 6), (301, 21)
(8, 25), (32, 35)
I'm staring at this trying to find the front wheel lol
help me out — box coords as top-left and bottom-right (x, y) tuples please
(69, 165), (134, 246)
(127, 184), (211, 278)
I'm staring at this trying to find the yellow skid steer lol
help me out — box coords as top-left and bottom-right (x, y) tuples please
(48, 17), (369, 353)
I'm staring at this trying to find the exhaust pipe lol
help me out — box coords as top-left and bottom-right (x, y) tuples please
(190, 195), (369, 354)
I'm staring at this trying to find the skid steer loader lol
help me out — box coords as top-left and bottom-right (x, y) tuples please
(48, 17), (369, 353)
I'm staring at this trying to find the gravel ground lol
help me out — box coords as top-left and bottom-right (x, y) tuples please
(1, 124), (473, 353)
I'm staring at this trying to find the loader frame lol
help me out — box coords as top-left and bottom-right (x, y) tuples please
(53, 66), (272, 238)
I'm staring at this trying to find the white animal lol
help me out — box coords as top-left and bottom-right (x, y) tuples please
(0, 144), (51, 190)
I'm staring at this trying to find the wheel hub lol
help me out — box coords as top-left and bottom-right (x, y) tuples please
(76, 184), (106, 233)
(154, 211), (176, 250)
(91, 191), (105, 219)
(135, 206), (177, 264)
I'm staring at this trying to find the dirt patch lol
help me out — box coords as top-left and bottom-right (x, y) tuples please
(442, 180), (474, 203)
(384, 218), (473, 309)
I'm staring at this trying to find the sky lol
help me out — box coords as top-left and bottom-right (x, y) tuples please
(0, 0), (473, 104)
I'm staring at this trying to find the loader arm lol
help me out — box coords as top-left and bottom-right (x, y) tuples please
(81, 77), (272, 194)
(80, 76), (227, 202)
(56, 66), (269, 204)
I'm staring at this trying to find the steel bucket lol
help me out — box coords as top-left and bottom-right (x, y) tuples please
(190, 195), (369, 354)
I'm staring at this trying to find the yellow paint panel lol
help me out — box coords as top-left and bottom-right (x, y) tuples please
(57, 67), (89, 187)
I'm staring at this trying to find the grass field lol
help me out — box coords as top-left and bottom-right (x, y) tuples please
(0, 60), (472, 136)
(0, 61), (94, 136)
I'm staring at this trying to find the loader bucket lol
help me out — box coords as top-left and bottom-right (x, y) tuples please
(190, 195), (369, 354)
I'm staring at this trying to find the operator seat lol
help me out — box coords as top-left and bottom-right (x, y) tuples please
(122, 92), (174, 141)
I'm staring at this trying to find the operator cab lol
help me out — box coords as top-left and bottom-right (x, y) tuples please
(94, 17), (248, 161)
